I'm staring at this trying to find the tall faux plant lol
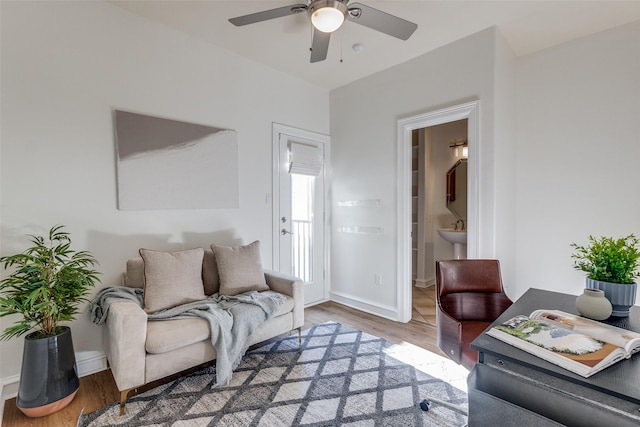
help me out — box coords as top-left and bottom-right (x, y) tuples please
(0, 225), (100, 340)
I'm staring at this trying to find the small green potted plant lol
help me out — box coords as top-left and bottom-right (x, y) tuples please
(0, 225), (100, 417)
(571, 234), (640, 317)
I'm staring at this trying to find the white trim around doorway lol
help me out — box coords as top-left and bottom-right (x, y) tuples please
(396, 101), (480, 322)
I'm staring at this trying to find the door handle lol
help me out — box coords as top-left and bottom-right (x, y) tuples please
(281, 228), (293, 236)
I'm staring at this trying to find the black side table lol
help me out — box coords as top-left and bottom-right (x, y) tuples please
(468, 288), (640, 426)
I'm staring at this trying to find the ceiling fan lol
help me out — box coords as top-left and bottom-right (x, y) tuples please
(229, 0), (418, 63)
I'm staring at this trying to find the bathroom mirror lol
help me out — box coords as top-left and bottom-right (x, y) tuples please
(446, 159), (467, 220)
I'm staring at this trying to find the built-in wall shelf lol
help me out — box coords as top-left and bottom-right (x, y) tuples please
(412, 128), (423, 282)
(336, 226), (384, 235)
(336, 199), (383, 207)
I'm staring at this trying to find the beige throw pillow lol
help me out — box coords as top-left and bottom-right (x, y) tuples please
(211, 241), (269, 296)
(140, 248), (206, 313)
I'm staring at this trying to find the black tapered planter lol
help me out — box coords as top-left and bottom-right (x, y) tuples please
(17, 326), (79, 417)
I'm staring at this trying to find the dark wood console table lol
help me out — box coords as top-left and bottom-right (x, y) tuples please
(469, 288), (640, 426)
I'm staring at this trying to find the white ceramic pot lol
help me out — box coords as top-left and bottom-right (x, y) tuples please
(575, 288), (612, 320)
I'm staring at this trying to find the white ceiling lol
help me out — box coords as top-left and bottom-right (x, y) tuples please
(110, 1), (640, 90)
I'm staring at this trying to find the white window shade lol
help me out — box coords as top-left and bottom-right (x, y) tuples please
(288, 141), (323, 176)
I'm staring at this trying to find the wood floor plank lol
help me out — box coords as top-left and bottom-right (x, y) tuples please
(3, 291), (442, 426)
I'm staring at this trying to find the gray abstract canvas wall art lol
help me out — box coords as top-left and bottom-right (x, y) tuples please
(114, 110), (239, 210)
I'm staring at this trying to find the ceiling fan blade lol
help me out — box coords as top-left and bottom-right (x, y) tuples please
(346, 3), (417, 40)
(310, 29), (331, 63)
(229, 4), (307, 27)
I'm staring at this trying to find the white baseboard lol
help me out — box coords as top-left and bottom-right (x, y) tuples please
(414, 278), (435, 288)
(0, 373), (20, 424)
(329, 291), (399, 321)
(0, 351), (107, 425)
(76, 350), (108, 377)
(0, 374), (20, 410)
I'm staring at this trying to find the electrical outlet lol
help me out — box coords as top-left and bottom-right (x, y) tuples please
(374, 273), (382, 287)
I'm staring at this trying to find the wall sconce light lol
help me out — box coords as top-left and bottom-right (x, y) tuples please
(449, 139), (468, 158)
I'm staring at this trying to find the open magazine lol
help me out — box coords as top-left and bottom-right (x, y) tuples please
(486, 309), (640, 377)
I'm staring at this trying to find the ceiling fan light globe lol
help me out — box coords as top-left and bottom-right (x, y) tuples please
(308, 1), (348, 33)
(311, 7), (345, 32)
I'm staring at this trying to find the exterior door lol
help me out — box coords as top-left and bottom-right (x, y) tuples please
(273, 124), (328, 306)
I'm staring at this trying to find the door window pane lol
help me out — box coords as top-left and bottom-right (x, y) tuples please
(291, 174), (314, 283)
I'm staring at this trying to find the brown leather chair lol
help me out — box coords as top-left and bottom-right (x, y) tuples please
(435, 259), (513, 370)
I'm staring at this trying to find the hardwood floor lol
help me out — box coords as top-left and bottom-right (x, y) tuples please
(2, 286), (441, 426)
(411, 284), (437, 327)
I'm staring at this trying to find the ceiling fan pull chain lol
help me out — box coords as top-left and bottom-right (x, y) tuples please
(340, 28), (344, 63)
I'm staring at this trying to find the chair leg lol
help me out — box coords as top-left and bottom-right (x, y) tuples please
(297, 327), (302, 346)
(420, 398), (468, 416)
(119, 388), (133, 416)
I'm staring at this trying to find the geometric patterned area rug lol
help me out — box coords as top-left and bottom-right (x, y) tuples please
(77, 322), (468, 426)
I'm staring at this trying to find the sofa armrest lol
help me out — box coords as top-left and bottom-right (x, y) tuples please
(264, 270), (304, 329)
(103, 301), (147, 392)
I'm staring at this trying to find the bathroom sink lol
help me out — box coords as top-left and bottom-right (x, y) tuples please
(437, 229), (467, 245)
(437, 229), (467, 259)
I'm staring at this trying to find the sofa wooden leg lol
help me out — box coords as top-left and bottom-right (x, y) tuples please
(119, 389), (132, 416)
(297, 327), (302, 346)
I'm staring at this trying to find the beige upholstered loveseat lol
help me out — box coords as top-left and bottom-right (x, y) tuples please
(102, 243), (304, 414)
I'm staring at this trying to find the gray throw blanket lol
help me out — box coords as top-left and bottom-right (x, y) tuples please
(89, 286), (284, 386)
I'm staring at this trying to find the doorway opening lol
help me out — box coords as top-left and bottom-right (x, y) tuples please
(396, 101), (480, 322)
(410, 120), (468, 325)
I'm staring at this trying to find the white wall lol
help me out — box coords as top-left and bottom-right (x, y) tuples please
(515, 21), (640, 299)
(329, 28), (512, 318)
(0, 0), (329, 384)
(493, 29), (518, 294)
